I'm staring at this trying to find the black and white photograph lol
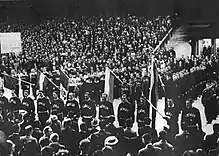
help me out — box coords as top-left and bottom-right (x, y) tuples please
(0, 0), (218, 155)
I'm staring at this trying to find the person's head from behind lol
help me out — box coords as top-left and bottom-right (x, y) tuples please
(102, 146), (114, 156)
(142, 133), (152, 145)
(56, 149), (69, 156)
(182, 150), (197, 156)
(32, 120), (41, 129)
(159, 130), (167, 141)
(196, 149), (207, 156)
(63, 118), (71, 129)
(41, 146), (53, 156)
(25, 125), (33, 136)
(80, 122), (87, 132)
(92, 150), (104, 156)
(12, 124), (20, 134)
(43, 126), (53, 137)
(40, 137), (50, 148)
(79, 139), (91, 154)
(50, 133), (59, 143)
(99, 119), (107, 130)
(125, 118), (133, 129)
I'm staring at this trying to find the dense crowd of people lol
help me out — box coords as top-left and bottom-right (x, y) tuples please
(0, 14), (217, 156)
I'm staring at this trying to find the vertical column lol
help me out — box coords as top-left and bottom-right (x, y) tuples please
(190, 39), (197, 56)
(211, 38), (216, 54)
(195, 40), (199, 55)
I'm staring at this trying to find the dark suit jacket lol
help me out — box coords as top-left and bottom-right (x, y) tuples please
(209, 147), (219, 156)
(138, 144), (161, 156)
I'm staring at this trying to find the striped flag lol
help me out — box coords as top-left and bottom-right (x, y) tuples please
(104, 67), (122, 103)
(149, 58), (160, 128)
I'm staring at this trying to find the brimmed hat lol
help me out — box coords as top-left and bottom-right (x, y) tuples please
(91, 119), (99, 127)
(104, 136), (118, 146)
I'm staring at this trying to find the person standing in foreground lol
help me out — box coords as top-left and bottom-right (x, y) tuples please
(99, 93), (115, 125)
(36, 90), (51, 128)
(181, 98), (202, 132)
(138, 133), (161, 156)
(22, 89), (35, 122)
(117, 94), (134, 128)
(81, 92), (96, 128)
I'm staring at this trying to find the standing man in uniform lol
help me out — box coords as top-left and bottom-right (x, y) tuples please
(51, 90), (65, 117)
(181, 97), (204, 149)
(0, 88), (9, 119)
(81, 92), (96, 128)
(137, 96), (149, 128)
(37, 90), (51, 128)
(22, 89), (35, 122)
(181, 98), (202, 131)
(117, 94), (135, 127)
(202, 81), (218, 124)
(99, 93), (115, 125)
(163, 98), (179, 143)
(64, 91), (80, 120)
(30, 68), (37, 99)
(9, 90), (22, 113)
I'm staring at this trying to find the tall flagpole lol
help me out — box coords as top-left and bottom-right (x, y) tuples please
(149, 57), (154, 123)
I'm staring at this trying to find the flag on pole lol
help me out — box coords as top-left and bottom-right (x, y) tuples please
(18, 75), (23, 99)
(104, 67), (122, 103)
(36, 70), (46, 91)
(3, 74), (18, 90)
(60, 69), (69, 90)
(37, 70), (59, 99)
(149, 58), (160, 129)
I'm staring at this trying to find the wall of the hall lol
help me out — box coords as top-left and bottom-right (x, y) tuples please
(33, 0), (175, 18)
(0, 0), (219, 22)
(175, 0), (219, 21)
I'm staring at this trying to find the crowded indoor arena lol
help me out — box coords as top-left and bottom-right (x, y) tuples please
(0, 0), (218, 156)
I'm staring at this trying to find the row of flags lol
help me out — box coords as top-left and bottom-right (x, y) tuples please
(2, 59), (165, 128)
